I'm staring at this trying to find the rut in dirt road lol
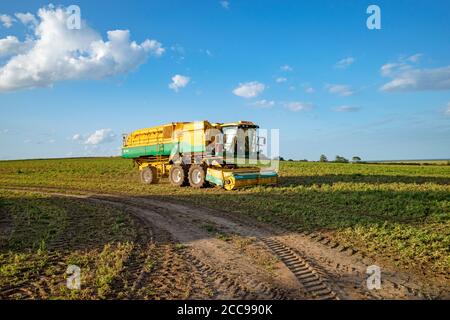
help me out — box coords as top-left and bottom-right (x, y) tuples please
(1, 188), (306, 299)
(3, 186), (446, 300)
(92, 195), (306, 299)
(129, 193), (446, 300)
(262, 238), (338, 300)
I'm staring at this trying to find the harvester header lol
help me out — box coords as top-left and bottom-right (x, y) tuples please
(122, 120), (278, 190)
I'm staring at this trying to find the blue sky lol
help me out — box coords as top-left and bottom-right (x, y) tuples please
(0, 0), (449, 161)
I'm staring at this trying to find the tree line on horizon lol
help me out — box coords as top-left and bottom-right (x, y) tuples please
(275, 155), (362, 163)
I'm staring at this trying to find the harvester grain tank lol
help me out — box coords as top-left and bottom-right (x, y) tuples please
(122, 121), (278, 190)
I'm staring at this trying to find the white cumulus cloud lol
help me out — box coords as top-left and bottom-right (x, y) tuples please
(406, 53), (423, 63)
(169, 74), (190, 92)
(381, 63), (406, 76)
(250, 99), (275, 108)
(0, 36), (34, 57)
(280, 65), (293, 72)
(232, 81), (265, 98)
(85, 129), (116, 145)
(275, 77), (287, 83)
(0, 6), (164, 92)
(285, 102), (314, 112)
(14, 12), (38, 26)
(72, 133), (82, 141)
(379, 54), (450, 92)
(326, 84), (354, 96)
(380, 65), (450, 92)
(335, 57), (355, 69)
(0, 14), (15, 28)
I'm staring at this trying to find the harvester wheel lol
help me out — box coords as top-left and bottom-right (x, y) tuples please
(188, 164), (208, 188)
(169, 165), (188, 187)
(140, 166), (159, 184)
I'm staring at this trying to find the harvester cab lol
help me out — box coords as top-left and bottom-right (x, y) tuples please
(122, 120), (278, 190)
(220, 121), (259, 161)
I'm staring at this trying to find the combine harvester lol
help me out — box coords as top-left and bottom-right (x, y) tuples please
(122, 121), (278, 190)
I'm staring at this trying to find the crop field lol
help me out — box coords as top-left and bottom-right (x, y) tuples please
(0, 189), (156, 299)
(0, 157), (449, 299)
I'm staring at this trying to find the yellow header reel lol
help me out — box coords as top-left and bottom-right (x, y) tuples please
(206, 167), (278, 191)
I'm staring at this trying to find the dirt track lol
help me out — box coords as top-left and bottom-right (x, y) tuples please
(2, 186), (448, 300)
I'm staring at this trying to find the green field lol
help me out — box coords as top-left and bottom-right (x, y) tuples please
(369, 159), (450, 165)
(0, 189), (154, 299)
(0, 157), (449, 279)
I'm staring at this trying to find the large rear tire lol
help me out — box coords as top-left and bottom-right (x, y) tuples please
(140, 166), (159, 184)
(169, 165), (188, 187)
(188, 164), (209, 188)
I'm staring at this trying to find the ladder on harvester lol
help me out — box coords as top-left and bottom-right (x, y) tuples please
(156, 128), (164, 180)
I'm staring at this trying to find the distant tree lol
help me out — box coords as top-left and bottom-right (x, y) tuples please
(288, 159), (294, 162)
(352, 156), (362, 162)
(335, 155), (349, 163)
(274, 156), (285, 161)
(319, 154), (328, 162)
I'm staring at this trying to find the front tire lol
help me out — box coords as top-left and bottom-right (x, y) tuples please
(188, 164), (208, 188)
(169, 165), (188, 187)
(140, 166), (159, 184)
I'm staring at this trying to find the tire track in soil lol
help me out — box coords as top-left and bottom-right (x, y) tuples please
(137, 196), (448, 299)
(85, 198), (242, 300)
(91, 197), (322, 300)
(2, 188), (307, 299)
(3, 186), (445, 299)
(0, 188), (359, 299)
(117, 196), (357, 299)
(91, 196), (302, 299)
(261, 238), (338, 300)
(0, 193), (194, 300)
(106, 216), (153, 299)
(116, 195), (444, 300)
